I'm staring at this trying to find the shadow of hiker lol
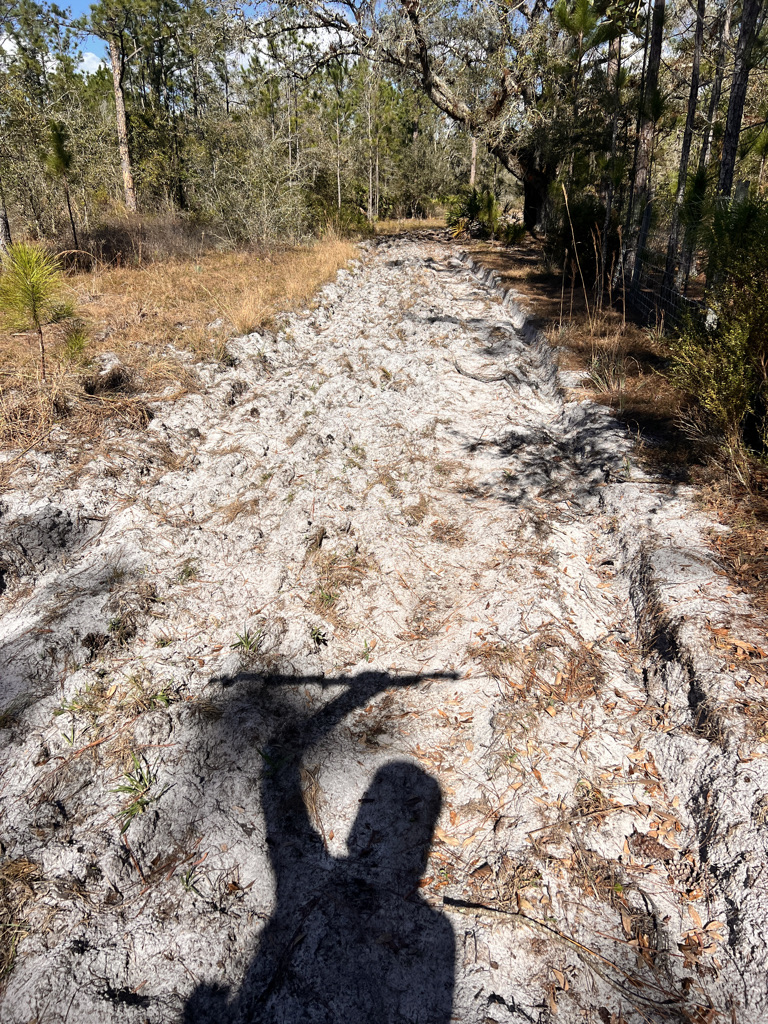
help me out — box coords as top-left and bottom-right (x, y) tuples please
(183, 670), (456, 1024)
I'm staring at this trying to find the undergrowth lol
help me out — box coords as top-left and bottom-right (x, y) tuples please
(467, 232), (768, 620)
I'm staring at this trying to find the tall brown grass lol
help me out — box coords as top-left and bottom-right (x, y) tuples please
(374, 216), (446, 235)
(0, 238), (355, 458)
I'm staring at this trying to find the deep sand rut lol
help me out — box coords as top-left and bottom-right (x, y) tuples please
(1, 234), (767, 1023)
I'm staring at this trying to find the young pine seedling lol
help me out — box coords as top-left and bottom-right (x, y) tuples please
(360, 639), (376, 663)
(0, 242), (77, 382)
(112, 753), (166, 834)
(231, 625), (263, 655)
(180, 866), (203, 896)
(310, 625), (328, 647)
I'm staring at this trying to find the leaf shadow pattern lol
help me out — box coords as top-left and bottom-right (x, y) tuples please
(183, 669), (458, 1024)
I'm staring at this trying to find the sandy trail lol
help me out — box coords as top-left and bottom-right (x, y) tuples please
(1, 234), (767, 1023)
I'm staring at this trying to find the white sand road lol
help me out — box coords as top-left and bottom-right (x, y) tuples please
(1, 233), (767, 1024)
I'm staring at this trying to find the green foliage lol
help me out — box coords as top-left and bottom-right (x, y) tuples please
(671, 311), (760, 446)
(544, 190), (612, 278)
(62, 322), (88, 362)
(44, 120), (73, 179)
(0, 242), (73, 333)
(0, 10), (465, 249)
(448, 188), (503, 238)
(501, 222), (528, 245)
(0, 242), (76, 379)
(669, 196), (768, 456)
(231, 625), (263, 654)
(112, 752), (165, 834)
(310, 625), (328, 646)
(174, 559), (198, 583)
(554, 0), (599, 46)
(587, 352), (628, 394)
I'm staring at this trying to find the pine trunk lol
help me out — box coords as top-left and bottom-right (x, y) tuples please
(626, 0), (666, 287)
(717, 0), (764, 196)
(699, 0), (734, 171)
(600, 34), (622, 308)
(665, 0), (704, 290)
(108, 36), (137, 213)
(37, 325), (47, 383)
(64, 178), (79, 250)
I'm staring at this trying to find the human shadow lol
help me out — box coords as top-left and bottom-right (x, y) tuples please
(183, 669), (457, 1024)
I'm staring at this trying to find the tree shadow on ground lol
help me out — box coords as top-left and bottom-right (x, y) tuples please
(447, 413), (625, 510)
(183, 669), (457, 1024)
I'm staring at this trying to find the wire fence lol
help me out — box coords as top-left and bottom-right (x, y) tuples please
(626, 245), (703, 331)
(622, 203), (705, 332)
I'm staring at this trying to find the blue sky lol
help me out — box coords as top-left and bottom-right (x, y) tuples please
(64, 0), (107, 66)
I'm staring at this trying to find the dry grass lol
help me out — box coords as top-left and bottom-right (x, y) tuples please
(374, 216), (446, 235)
(403, 494), (430, 525)
(308, 548), (378, 624)
(429, 519), (466, 546)
(705, 491), (768, 615)
(738, 699), (768, 740)
(467, 639), (522, 680)
(56, 671), (174, 731)
(468, 631), (604, 710)
(369, 467), (402, 498)
(0, 239), (355, 458)
(78, 238), (355, 350)
(467, 238), (688, 456)
(536, 645), (605, 708)
(218, 494), (261, 524)
(0, 858), (41, 985)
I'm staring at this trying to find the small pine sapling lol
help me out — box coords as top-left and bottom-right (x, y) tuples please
(45, 121), (79, 250)
(0, 243), (76, 382)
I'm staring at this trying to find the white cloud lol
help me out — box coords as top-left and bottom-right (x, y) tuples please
(79, 51), (105, 75)
(2, 35), (103, 77)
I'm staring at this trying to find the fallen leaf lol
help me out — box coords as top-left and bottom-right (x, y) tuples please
(517, 893), (534, 913)
(434, 827), (460, 847)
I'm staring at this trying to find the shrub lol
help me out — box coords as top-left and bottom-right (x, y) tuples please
(669, 196), (768, 460)
(447, 188), (499, 237)
(502, 222), (528, 245)
(447, 188), (526, 244)
(543, 190), (614, 281)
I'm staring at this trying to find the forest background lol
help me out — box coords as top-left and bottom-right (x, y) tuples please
(1, 0), (768, 472)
